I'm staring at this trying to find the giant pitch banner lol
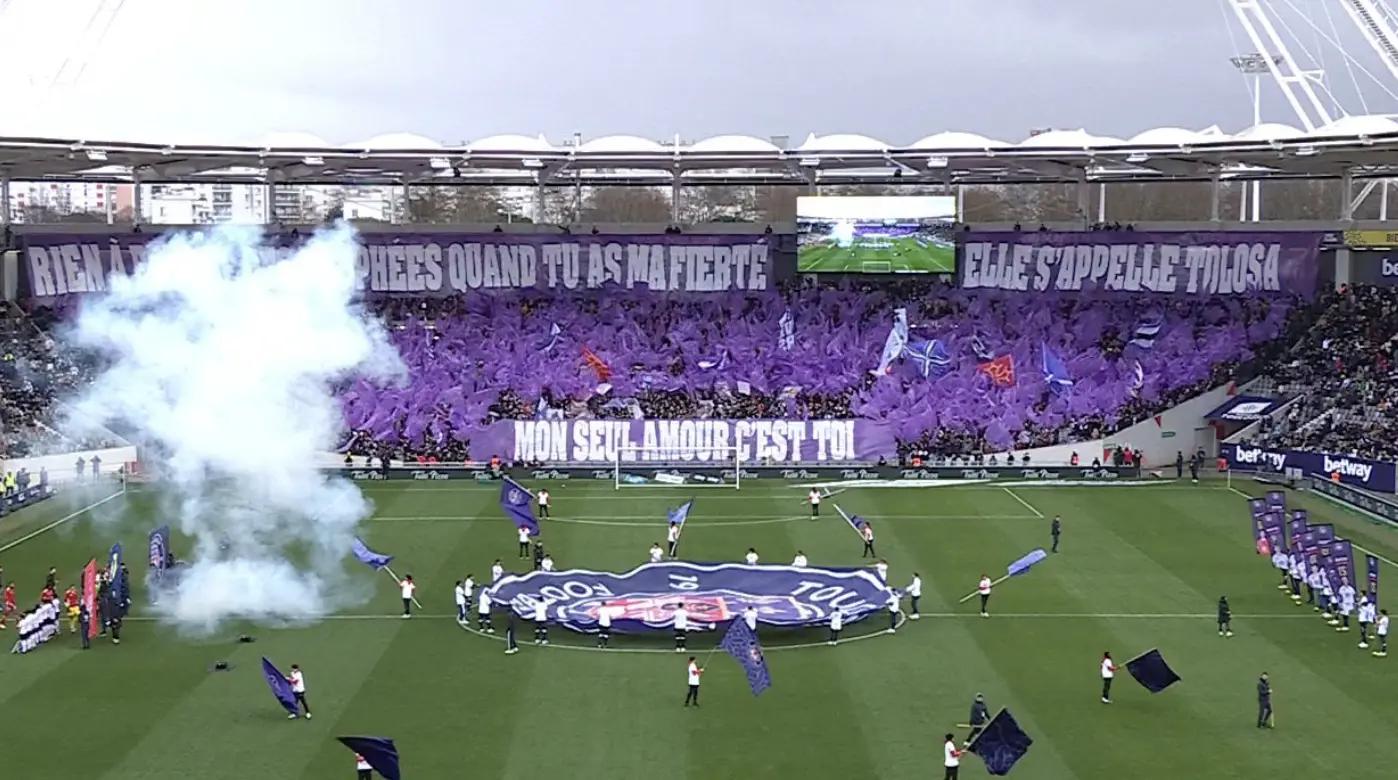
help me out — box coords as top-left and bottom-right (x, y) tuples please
(473, 419), (896, 464)
(487, 561), (890, 633)
(959, 231), (1322, 297)
(15, 231), (775, 299)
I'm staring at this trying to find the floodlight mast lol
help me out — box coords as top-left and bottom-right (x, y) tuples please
(1228, 1), (1336, 131)
(1230, 53), (1280, 221)
(1339, 0), (1398, 85)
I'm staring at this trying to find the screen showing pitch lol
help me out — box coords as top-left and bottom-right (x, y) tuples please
(796, 196), (956, 273)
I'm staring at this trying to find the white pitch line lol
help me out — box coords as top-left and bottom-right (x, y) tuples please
(1226, 486), (1398, 570)
(1002, 487), (1044, 518)
(367, 513), (1039, 525)
(122, 611), (1325, 623)
(0, 490), (125, 553)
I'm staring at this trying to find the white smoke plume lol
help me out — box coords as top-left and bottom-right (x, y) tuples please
(64, 224), (403, 632)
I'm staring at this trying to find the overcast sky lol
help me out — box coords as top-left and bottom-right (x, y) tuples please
(3, 0), (1397, 145)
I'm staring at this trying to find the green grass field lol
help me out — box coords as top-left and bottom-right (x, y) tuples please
(798, 236), (956, 274)
(2, 477), (1397, 779)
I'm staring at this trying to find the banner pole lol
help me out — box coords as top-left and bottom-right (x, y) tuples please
(956, 573), (1014, 604)
(380, 565), (423, 609)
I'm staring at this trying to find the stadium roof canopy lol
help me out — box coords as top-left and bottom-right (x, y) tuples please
(6, 118), (1398, 187)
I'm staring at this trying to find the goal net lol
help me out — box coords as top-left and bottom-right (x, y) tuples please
(613, 446), (742, 490)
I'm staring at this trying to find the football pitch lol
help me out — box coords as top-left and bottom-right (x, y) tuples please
(798, 237), (956, 274)
(2, 478), (1397, 779)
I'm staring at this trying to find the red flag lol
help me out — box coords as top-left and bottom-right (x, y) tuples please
(581, 346), (612, 382)
(979, 354), (1016, 387)
(82, 558), (99, 639)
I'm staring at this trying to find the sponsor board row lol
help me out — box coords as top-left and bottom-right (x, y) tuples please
(328, 465), (1139, 483)
(1310, 477), (1398, 526)
(1220, 443), (1397, 493)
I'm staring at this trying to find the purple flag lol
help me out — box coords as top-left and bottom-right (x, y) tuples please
(1368, 556), (1381, 607)
(1265, 490), (1286, 512)
(1328, 539), (1355, 589)
(260, 657), (298, 716)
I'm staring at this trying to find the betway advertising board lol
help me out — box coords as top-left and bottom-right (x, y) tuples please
(1220, 443), (1397, 493)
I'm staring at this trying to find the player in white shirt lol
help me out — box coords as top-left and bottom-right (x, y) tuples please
(808, 488), (821, 518)
(518, 527), (532, 559)
(454, 580), (468, 623)
(287, 664), (311, 719)
(649, 543), (664, 563)
(541, 554), (555, 572)
(943, 733), (962, 779)
(1375, 609), (1390, 657)
(874, 559), (889, 582)
(1337, 581), (1356, 632)
(886, 589), (901, 634)
(1100, 651), (1117, 703)
(462, 575), (474, 615)
(355, 753), (372, 780)
(792, 551), (808, 568)
(977, 574), (993, 618)
(667, 521), (682, 558)
(533, 598), (550, 645)
(1358, 593), (1376, 648)
(399, 574), (416, 618)
(744, 605), (758, 632)
(673, 605), (690, 652)
(537, 488), (550, 519)
(684, 657), (704, 707)
(908, 574), (922, 619)
(1287, 553), (1303, 601)
(745, 548), (759, 566)
(491, 560), (504, 583)
(1307, 567), (1324, 612)
(1271, 547), (1289, 590)
(477, 589), (494, 633)
(596, 606), (613, 649)
(829, 609), (843, 645)
(1320, 570), (1336, 621)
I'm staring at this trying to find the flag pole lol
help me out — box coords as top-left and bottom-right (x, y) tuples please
(380, 565), (423, 609)
(833, 504), (866, 540)
(956, 573), (1013, 604)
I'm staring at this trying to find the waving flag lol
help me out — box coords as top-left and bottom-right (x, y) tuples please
(148, 526), (171, 574)
(667, 500), (693, 527)
(1007, 549), (1047, 577)
(1130, 359), (1144, 395)
(1368, 555), (1380, 607)
(871, 307), (909, 376)
(1040, 343), (1073, 397)
(500, 477), (540, 536)
(82, 559), (99, 640)
(718, 618), (772, 696)
(351, 537), (394, 570)
(968, 334), (996, 362)
(904, 339), (952, 379)
(1128, 317), (1163, 349)
(778, 309), (796, 351)
(980, 354), (1016, 387)
(835, 503), (866, 532)
(697, 350), (729, 371)
(581, 346), (612, 381)
(539, 322), (562, 354)
(261, 657), (299, 715)
(1125, 648), (1181, 693)
(107, 543), (123, 581)
(968, 708), (1034, 775)
(337, 736), (401, 780)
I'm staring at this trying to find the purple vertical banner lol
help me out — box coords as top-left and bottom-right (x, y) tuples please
(1330, 540), (1355, 589)
(1312, 524), (1335, 544)
(1368, 555), (1381, 606)
(1248, 497), (1267, 517)
(1262, 513), (1287, 553)
(1265, 490), (1286, 512)
(1288, 513), (1309, 549)
(1298, 530), (1318, 554)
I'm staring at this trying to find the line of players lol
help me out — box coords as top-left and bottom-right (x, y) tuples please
(1, 563), (129, 648)
(1267, 546), (1389, 657)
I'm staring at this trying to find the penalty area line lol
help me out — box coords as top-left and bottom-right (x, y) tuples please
(0, 490), (125, 554)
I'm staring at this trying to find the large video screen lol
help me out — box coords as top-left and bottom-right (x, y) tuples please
(796, 196), (957, 273)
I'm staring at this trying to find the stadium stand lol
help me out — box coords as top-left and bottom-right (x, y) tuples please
(1245, 284), (1398, 461)
(0, 304), (117, 457)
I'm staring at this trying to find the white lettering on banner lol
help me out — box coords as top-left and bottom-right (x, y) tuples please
(1322, 455), (1374, 482)
(963, 240), (1289, 295)
(23, 239), (770, 297)
(506, 420), (864, 463)
(1232, 446), (1287, 470)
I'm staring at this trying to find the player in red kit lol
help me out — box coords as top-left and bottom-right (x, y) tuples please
(63, 586), (81, 634)
(40, 585), (57, 606)
(1, 582), (15, 629)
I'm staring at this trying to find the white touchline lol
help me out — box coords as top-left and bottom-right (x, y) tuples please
(0, 490), (125, 553)
(1227, 486), (1398, 570)
(122, 611), (1323, 622)
(1002, 487), (1044, 518)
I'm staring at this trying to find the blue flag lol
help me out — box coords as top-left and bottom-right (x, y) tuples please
(835, 504), (866, 532)
(351, 537), (394, 570)
(968, 708), (1034, 775)
(904, 339), (952, 379)
(1125, 648), (1181, 693)
(1007, 549), (1047, 577)
(500, 477), (540, 536)
(667, 500), (693, 527)
(148, 526), (171, 572)
(718, 618), (772, 696)
(260, 657), (299, 715)
(107, 542), (123, 581)
(337, 736), (401, 780)
(1040, 343), (1073, 397)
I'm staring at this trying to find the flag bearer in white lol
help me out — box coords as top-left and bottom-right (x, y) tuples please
(518, 527), (532, 559)
(287, 664), (311, 720)
(977, 574), (992, 617)
(537, 488), (550, 519)
(943, 734), (962, 780)
(356, 753), (372, 780)
(667, 521), (681, 558)
(1271, 547), (1289, 590)
(684, 657), (703, 707)
(399, 575), (416, 618)
(808, 488), (821, 518)
(1100, 652), (1117, 703)
(908, 574), (922, 619)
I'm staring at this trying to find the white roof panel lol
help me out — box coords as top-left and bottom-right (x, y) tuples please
(689, 134), (782, 153)
(797, 133), (888, 152)
(342, 133), (444, 150)
(576, 135), (668, 153)
(907, 131), (1007, 149)
(467, 134), (556, 152)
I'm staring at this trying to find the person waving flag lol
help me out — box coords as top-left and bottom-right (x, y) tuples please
(667, 500), (692, 558)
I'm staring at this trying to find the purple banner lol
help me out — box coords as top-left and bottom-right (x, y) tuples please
(1262, 513), (1286, 553)
(1328, 539), (1355, 590)
(1265, 490), (1286, 512)
(959, 231), (1321, 297)
(1248, 497), (1266, 517)
(473, 419), (896, 465)
(15, 231), (778, 299)
(1368, 555), (1381, 606)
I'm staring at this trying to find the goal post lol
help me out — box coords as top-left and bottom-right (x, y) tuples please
(613, 445), (742, 490)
